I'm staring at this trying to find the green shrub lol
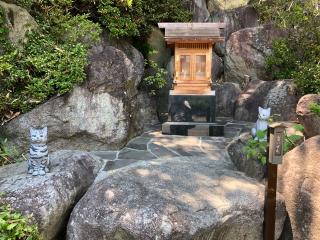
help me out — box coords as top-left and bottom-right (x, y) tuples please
(0, 3), (101, 116)
(140, 60), (167, 95)
(243, 130), (268, 165)
(252, 0), (320, 95)
(0, 138), (19, 166)
(310, 102), (320, 117)
(243, 124), (305, 165)
(283, 124), (305, 153)
(0, 31), (89, 114)
(98, 0), (192, 38)
(0, 205), (41, 240)
(0, 0), (190, 118)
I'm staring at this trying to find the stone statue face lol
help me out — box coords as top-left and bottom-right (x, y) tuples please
(258, 107), (271, 120)
(30, 127), (48, 143)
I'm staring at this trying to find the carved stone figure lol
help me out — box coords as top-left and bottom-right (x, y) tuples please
(28, 127), (50, 176)
(251, 107), (271, 141)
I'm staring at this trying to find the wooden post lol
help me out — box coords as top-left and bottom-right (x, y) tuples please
(264, 161), (278, 240)
(264, 123), (286, 240)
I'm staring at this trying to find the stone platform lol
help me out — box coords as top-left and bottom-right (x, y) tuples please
(162, 117), (253, 137)
(67, 119), (286, 240)
(92, 118), (254, 174)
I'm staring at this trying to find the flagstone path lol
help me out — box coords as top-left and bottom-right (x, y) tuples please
(92, 118), (254, 173)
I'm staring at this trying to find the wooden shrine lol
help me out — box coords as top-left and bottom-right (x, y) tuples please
(158, 22), (225, 94)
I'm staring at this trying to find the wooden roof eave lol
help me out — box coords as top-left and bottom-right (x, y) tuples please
(165, 37), (225, 44)
(158, 22), (226, 29)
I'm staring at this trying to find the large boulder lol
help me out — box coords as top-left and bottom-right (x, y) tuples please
(209, 5), (259, 40)
(225, 25), (286, 85)
(216, 82), (241, 117)
(0, 151), (104, 240)
(234, 79), (298, 122)
(207, 0), (250, 11)
(278, 136), (320, 240)
(296, 94), (320, 138)
(0, 1), (38, 47)
(0, 34), (149, 152)
(67, 156), (286, 240)
(227, 132), (265, 181)
(212, 51), (224, 81)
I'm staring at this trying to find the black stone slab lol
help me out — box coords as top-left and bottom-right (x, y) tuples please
(162, 122), (224, 137)
(168, 91), (216, 123)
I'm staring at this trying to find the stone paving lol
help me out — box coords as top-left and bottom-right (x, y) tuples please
(92, 118), (254, 172)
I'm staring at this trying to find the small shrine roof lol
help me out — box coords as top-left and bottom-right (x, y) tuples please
(158, 22), (225, 43)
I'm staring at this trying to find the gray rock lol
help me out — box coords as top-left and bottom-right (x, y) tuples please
(278, 136), (320, 240)
(0, 35), (146, 152)
(118, 148), (156, 160)
(147, 27), (171, 68)
(225, 25), (286, 85)
(136, 92), (159, 127)
(67, 156), (286, 240)
(227, 132), (265, 181)
(216, 82), (241, 117)
(296, 94), (320, 138)
(193, 0), (210, 22)
(0, 151), (104, 240)
(212, 51), (224, 81)
(207, 0), (250, 11)
(234, 79), (298, 122)
(87, 34), (144, 96)
(0, 1), (38, 47)
(209, 5), (259, 40)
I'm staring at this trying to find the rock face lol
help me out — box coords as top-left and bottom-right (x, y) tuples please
(212, 51), (224, 81)
(0, 1), (38, 47)
(278, 136), (320, 240)
(67, 156), (286, 240)
(209, 6), (259, 40)
(0, 151), (104, 240)
(227, 132), (265, 181)
(296, 94), (320, 138)
(216, 82), (241, 117)
(193, 0), (210, 22)
(225, 25), (286, 85)
(147, 27), (171, 68)
(207, 0), (250, 11)
(0, 34), (151, 152)
(234, 79), (298, 122)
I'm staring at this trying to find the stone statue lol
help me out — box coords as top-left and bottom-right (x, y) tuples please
(28, 127), (50, 176)
(251, 107), (271, 141)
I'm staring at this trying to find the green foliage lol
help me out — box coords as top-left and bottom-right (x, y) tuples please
(252, 0), (320, 95)
(243, 130), (268, 165)
(98, 0), (192, 38)
(0, 6), (12, 54)
(0, 0), (189, 117)
(243, 124), (305, 165)
(310, 102), (320, 117)
(141, 60), (167, 95)
(0, 1), (101, 116)
(0, 31), (88, 114)
(283, 124), (305, 153)
(0, 205), (41, 240)
(0, 139), (19, 166)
